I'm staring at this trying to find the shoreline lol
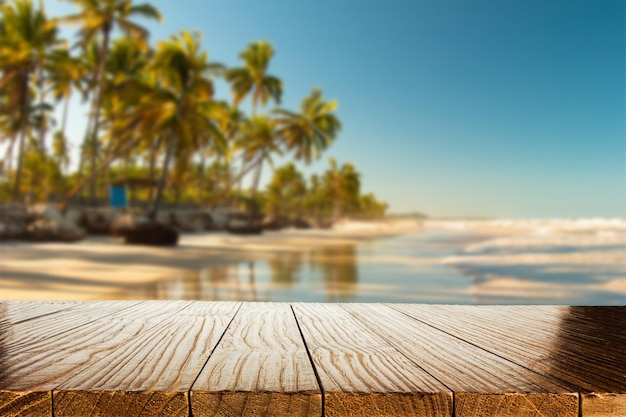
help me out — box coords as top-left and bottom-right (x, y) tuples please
(0, 219), (422, 301)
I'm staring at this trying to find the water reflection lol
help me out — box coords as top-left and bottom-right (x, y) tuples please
(109, 245), (360, 302)
(268, 252), (303, 285)
(312, 245), (358, 302)
(105, 231), (626, 304)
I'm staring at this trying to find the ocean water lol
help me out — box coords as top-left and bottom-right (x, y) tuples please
(111, 219), (626, 305)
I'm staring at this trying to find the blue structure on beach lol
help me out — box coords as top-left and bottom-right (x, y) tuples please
(109, 185), (127, 208)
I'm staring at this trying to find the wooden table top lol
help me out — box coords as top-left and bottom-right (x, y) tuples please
(0, 301), (623, 417)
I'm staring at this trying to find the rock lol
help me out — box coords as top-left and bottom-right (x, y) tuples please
(292, 218), (312, 229)
(156, 210), (175, 227)
(262, 216), (288, 231)
(201, 212), (216, 231)
(0, 221), (28, 240)
(82, 208), (115, 234)
(121, 222), (179, 246)
(110, 213), (149, 237)
(172, 210), (214, 233)
(226, 218), (263, 235)
(0, 204), (35, 223)
(27, 218), (86, 242)
(209, 210), (229, 229)
(28, 204), (65, 222)
(65, 208), (84, 227)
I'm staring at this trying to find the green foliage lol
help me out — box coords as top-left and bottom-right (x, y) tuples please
(0, 0), (388, 218)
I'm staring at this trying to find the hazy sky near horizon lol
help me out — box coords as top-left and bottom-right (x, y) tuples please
(44, 0), (625, 218)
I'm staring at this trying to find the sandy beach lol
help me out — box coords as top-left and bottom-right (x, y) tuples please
(2, 217), (625, 303)
(0, 219), (422, 300)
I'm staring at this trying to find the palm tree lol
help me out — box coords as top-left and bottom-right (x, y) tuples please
(273, 88), (341, 164)
(57, 0), (162, 202)
(0, 0), (59, 201)
(225, 41), (282, 206)
(265, 162), (306, 220)
(324, 158), (361, 220)
(235, 115), (282, 217)
(225, 40), (282, 116)
(47, 47), (88, 145)
(128, 31), (224, 220)
(100, 36), (150, 180)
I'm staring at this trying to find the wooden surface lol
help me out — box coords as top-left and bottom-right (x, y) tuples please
(0, 302), (624, 417)
(292, 303), (452, 417)
(191, 303), (321, 417)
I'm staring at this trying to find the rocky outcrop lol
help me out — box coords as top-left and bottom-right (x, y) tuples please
(0, 204), (86, 242)
(80, 208), (118, 234)
(0, 204), (220, 243)
(27, 218), (86, 242)
(155, 210), (216, 233)
(109, 213), (149, 237)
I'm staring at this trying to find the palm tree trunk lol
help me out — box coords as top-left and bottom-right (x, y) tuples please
(12, 129), (27, 203)
(148, 135), (175, 221)
(1, 133), (17, 176)
(148, 135), (162, 202)
(58, 121), (144, 212)
(76, 91), (96, 198)
(36, 65), (47, 156)
(197, 147), (206, 204)
(12, 73), (30, 203)
(208, 154), (263, 209)
(60, 93), (70, 140)
(88, 26), (112, 204)
(232, 158), (248, 207)
(249, 154), (265, 220)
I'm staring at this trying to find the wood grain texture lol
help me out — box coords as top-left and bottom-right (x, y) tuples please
(1, 301), (78, 325)
(455, 393), (578, 417)
(390, 305), (626, 393)
(0, 301), (147, 417)
(1, 301), (623, 417)
(191, 392), (320, 417)
(53, 391), (187, 417)
(0, 301), (185, 392)
(191, 302), (321, 417)
(581, 393), (626, 417)
(341, 304), (578, 417)
(54, 301), (240, 417)
(292, 303), (452, 417)
(0, 391), (49, 417)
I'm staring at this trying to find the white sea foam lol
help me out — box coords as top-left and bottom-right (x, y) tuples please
(427, 219), (626, 304)
(467, 219), (625, 255)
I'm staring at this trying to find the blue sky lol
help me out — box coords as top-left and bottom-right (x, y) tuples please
(44, 0), (625, 217)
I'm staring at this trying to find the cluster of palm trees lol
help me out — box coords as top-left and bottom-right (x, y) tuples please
(265, 160), (388, 223)
(0, 0), (387, 221)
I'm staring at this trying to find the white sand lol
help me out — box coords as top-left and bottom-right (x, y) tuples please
(0, 219), (421, 300)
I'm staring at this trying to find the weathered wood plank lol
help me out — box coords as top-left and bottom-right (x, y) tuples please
(0, 301), (149, 417)
(1, 301), (143, 357)
(1, 301), (623, 417)
(581, 393), (626, 417)
(390, 305), (626, 393)
(0, 301), (187, 390)
(455, 393), (580, 417)
(1, 301), (78, 324)
(292, 303), (452, 417)
(0, 391), (50, 417)
(191, 302), (321, 417)
(53, 301), (240, 417)
(341, 304), (579, 417)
